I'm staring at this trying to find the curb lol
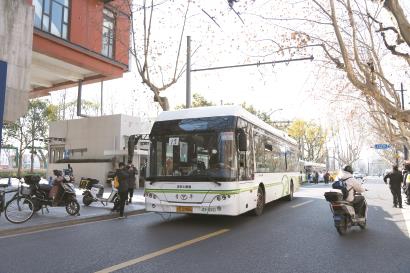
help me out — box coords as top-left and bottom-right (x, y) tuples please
(0, 208), (146, 238)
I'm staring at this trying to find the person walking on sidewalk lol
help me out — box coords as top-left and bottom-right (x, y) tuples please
(403, 163), (410, 205)
(115, 162), (129, 218)
(384, 165), (403, 208)
(127, 160), (137, 204)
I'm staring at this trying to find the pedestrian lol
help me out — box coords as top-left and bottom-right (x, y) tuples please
(403, 163), (410, 205)
(127, 160), (137, 204)
(113, 162), (129, 218)
(314, 171), (319, 184)
(140, 159), (147, 186)
(383, 165), (403, 208)
(324, 171), (330, 184)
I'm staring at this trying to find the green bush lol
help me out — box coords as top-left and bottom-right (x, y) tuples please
(0, 170), (46, 178)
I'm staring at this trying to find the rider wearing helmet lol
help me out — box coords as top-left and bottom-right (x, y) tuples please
(339, 165), (366, 216)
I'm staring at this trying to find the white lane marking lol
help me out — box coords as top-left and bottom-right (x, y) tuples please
(291, 200), (314, 208)
(95, 229), (230, 273)
(400, 207), (410, 237)
(0, 212), (154, 239)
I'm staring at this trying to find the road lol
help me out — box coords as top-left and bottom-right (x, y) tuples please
(0, 177), (409, 273)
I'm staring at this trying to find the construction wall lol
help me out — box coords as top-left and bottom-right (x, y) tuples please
(0, 0), (33, 122)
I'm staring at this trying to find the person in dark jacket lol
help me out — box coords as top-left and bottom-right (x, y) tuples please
(403, 163), (410, 205)
(115, 162), (129, 218)
(384, 165), (403, 208)
(127, 160), (137, 204)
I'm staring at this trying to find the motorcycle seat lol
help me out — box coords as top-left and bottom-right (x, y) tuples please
(333, 200), (351, 205)
(39, 184), (52, 192)
(92, 184), (104, 189)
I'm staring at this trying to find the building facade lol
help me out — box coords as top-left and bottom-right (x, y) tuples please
(47, 115), (152, 186)
(31, 0), (131, 97)
(0, 0), (131, 122)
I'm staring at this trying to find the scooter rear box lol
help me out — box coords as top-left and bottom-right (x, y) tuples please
(324, 191), (343, 202)
(79, 178), (99, 189)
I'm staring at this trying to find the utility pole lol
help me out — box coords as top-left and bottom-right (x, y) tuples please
(396, 82), (408, 160)
(185, 36), (314, 108)
(186, 36), (191, 108)
(100, 80), (104, 116)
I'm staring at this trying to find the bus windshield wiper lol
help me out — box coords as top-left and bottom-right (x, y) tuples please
(146, 177), (157, 185)
(204, 176), (221, 186)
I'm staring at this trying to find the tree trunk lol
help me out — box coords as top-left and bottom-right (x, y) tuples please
(30, 140), (34, 173)
(17, 153), (23, 178)
(37, 149), (47, 169)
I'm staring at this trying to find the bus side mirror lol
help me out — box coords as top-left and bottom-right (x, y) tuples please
(237, 128), (247, 152)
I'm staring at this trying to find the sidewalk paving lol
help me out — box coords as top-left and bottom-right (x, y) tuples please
(0, 178), (146, 236)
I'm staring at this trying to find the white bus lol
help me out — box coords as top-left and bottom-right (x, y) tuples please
(145, 106), (300, 216)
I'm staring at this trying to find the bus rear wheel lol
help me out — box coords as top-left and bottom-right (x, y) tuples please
(253, 186), (265, 216)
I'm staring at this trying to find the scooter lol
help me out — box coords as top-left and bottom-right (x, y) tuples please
(26, 171), (80, 216)
(324, 191), (368, 235)
(79, 177), (119, 207)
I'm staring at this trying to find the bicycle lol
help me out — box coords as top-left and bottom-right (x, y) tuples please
(0, 178), (34, 224)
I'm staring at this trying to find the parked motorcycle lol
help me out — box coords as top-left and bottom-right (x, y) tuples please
(63, 168), (75, 184)
(79, 177), (119, 207)
(25, 171), (80, 216)
(324, 191), (367, 235)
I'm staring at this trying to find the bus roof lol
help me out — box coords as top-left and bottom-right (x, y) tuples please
(156, 105), (297, 145)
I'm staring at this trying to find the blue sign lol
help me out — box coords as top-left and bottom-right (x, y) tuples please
(374, 144), (391, 149)
(0, 60), (8, 151)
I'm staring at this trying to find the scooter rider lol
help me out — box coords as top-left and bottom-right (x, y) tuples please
(340, 165), (366, 216)
(50, 170), (64, 205)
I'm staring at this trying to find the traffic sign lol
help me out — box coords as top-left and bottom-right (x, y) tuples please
(374, 144), (391, 149)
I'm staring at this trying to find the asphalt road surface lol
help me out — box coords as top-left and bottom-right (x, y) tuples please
(0, 177), (409, 273)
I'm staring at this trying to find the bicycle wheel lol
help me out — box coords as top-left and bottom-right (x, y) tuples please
(5, 197), (34, 224)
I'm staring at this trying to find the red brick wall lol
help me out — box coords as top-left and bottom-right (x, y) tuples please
(69, 0), (129, 66)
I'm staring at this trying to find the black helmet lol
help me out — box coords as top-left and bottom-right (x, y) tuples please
(343, 165), (354, 174)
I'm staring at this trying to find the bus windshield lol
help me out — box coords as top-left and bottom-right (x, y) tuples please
(150, 118), (237, 181)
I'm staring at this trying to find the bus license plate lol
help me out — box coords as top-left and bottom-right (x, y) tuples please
(176, 206), (193, 213)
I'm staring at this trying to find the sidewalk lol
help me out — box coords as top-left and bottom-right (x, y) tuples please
(0, 178), (146, 237)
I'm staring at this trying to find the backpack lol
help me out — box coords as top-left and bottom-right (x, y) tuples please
(113, 176), (119, 189)
(332, 178), (351, 200)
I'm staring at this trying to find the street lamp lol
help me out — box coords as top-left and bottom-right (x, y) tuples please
(267, 108), (283, 117)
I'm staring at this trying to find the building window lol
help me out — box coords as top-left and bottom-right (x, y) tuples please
(49, 145), (65, 163)
(34, 0), (70, 40)
(102, 8), (115, 58)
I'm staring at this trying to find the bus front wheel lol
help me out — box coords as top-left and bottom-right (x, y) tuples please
(286, 181), (294, 201)
(253, 186), (265, 216)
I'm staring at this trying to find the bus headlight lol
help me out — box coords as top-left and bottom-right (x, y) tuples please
(146, 193), (158, 199)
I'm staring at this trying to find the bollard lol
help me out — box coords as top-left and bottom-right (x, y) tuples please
(7, 176), (11, 186)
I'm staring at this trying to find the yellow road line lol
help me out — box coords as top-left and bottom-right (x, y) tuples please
(291, 200), (314, 208)
(95, 229), (230, 273)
